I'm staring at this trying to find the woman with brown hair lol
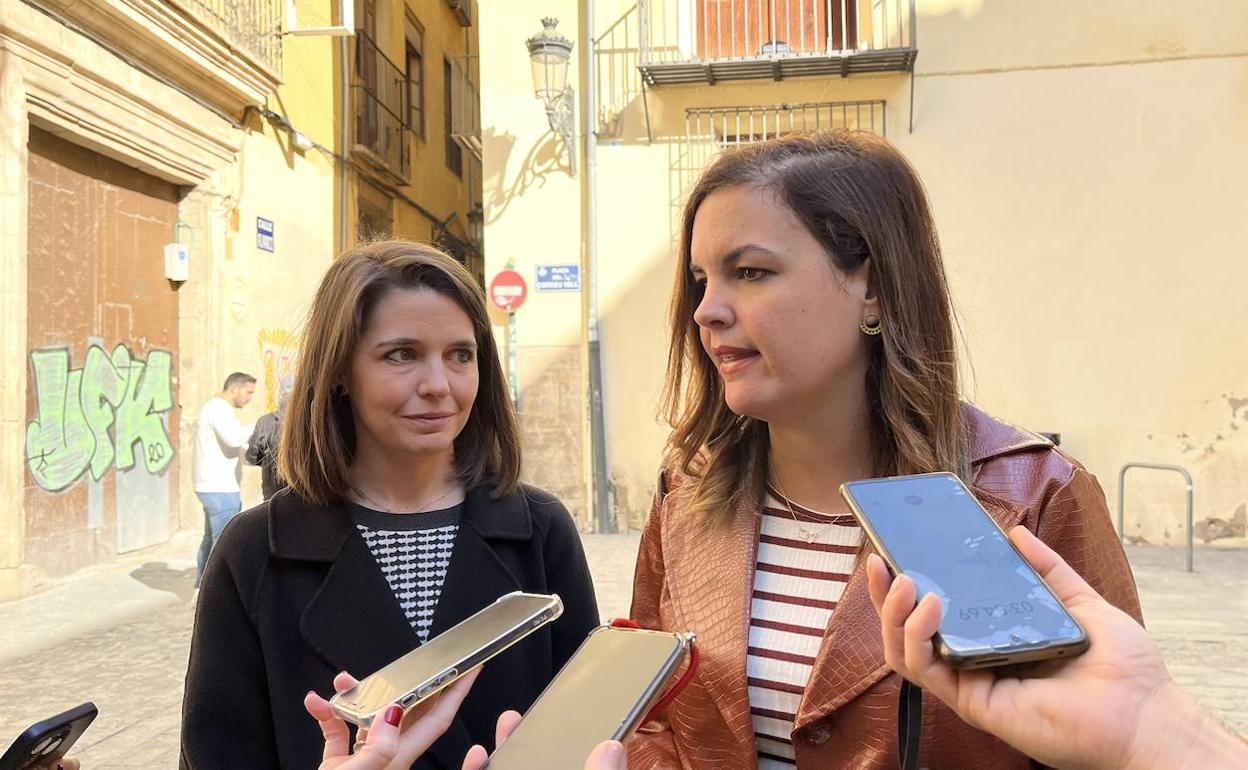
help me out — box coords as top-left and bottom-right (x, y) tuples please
(629, 131), (1142, 769)
(181, 241), (598, 769)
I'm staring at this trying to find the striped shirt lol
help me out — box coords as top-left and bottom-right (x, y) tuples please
(749, 489), (863, 769)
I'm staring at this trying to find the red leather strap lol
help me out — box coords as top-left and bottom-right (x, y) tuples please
(607, 618), (700, 725)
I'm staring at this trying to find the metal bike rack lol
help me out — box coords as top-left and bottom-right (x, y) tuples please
(1117, 463), (1193, 572)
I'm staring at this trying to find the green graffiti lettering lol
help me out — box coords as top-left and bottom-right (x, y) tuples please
(81, 345), (125, 480)
(26, 350), (95, 491)
(25, 344), (176, 492)
(113, 346), (175, 474)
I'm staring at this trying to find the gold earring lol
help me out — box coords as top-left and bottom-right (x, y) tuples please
(861, 315), (882, 336)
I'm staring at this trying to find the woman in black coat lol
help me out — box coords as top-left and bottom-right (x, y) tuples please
(181, 241), (599, 769)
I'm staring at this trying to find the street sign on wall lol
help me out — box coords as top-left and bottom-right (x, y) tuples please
(257, 217), (275, 252)
(535, 264), (580, 292)
(488, 269), (527, 313)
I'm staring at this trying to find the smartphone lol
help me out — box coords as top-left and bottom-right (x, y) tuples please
(331, 592), (563, 726)
(0, 702), (97, 770)
(842, 472), (1088, 669)
(485, 625), (693, 769)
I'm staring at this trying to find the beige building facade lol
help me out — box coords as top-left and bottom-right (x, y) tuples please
(481, 0), (1248, 544)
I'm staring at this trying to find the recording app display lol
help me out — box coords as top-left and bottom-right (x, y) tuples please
(847, 474), (1083, 652)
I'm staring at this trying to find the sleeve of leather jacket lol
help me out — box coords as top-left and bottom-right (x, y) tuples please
(1036, 464), (1144, 625)
(244, 414), (274, 467)
(626, 471), (684, 769)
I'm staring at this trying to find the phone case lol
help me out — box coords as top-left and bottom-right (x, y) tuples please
(0, 702), (97, 770)
(842, 472), (1089, 669)
(485, 624), (693, 769)
(330, 591), (563, 726)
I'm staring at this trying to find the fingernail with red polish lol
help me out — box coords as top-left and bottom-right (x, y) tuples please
(384, 705), (403, 727)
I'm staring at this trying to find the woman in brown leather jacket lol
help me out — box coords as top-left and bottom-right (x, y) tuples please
(628, 130), (1142, 770)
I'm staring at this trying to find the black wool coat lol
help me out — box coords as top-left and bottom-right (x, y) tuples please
(180, 483), (600, 769)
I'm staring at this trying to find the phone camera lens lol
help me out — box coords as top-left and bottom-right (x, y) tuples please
(904, 495), (923, 506)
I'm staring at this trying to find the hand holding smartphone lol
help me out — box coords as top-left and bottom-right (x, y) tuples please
(842, 472), (1088, 668)
(0, 703), (96, 770)
(484, 625), (693, 769)
(330, 592), (563, 727)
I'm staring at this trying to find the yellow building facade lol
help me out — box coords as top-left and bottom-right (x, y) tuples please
(481, 0), (1248, 544)
(345, 0), (483, 278)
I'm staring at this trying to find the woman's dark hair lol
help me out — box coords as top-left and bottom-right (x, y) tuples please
(663, 130), (968, 521)
(280, 240), (521, 505)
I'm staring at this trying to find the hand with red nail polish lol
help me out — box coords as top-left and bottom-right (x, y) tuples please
(304, 667), (480, 770)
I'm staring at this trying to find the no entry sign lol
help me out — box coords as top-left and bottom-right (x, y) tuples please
(489, 269), (527, 313)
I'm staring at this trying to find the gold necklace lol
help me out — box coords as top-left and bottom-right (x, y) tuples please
(352, 484), (458, 514)
(769, 475), (828, 544)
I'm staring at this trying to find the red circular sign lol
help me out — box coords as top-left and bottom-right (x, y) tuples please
(489, 270), (527, 313)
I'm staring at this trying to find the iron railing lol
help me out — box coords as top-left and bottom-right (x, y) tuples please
(352, 31), (411, 182)
(1118, 463), (1194, 572)
(639, 0), (915, 85)
(174, 0), (284, 75)
(670, 100), (885, 235)
(448, 56), (482, 162)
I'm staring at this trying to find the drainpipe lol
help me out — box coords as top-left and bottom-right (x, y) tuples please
(580, 0), (612, 532)
(338, 35), (350, 254)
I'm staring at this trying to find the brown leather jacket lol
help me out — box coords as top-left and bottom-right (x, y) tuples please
(628, 405), (1143, 770)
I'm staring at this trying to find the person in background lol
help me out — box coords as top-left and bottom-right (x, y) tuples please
(246, 373), (293, 500)
(868, 524), (1248, 770)
(193, 371), (255, 585)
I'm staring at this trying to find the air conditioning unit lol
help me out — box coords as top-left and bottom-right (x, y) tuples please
(445, 0), (471, 27)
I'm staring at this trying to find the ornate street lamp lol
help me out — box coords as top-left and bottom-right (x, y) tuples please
(525, 17), (577, 175)
(466, 203), (484, 250)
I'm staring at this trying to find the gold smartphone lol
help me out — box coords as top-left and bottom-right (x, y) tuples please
(842, 472), (1088, 669)
(330, 592), (563, 726)
(484, 625), (693, 769)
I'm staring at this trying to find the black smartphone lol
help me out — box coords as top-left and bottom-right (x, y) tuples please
(0, 702), (97, 770)
(842, 472), (1088, 669)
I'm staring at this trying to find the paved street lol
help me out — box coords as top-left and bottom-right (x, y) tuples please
(0, 537), (1243, 767)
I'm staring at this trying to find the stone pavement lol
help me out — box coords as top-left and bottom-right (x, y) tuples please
(0, 536), (1243, 768)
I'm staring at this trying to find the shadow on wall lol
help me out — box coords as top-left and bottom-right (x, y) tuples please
(516, 345), (588, 529)
(482, 127), (574, 225)
(596, 244), (683, 531)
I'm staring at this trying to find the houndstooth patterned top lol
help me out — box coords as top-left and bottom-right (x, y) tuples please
(350, 502), (462, 644)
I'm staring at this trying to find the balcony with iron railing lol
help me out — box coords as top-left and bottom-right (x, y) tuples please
(639, 0), (915, 85)
(33, 0), (284, 114)
(173, 0), (284, 75)
(352, 30), (412, 184)
(448, 55), (482, 162)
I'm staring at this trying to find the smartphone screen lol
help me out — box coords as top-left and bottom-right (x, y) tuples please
(843, 473), (1085, 663)
(333, 592), (561, 721)
(486, 627), (687, 769)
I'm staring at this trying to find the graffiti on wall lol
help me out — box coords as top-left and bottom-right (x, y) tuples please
(258, 328), (299, 411)
(26, 344), (175, 492)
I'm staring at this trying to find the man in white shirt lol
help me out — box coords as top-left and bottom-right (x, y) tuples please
(194, 372), (256, 584)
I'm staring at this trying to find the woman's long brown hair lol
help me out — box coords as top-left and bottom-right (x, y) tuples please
(663, 130), (968, 521)
(279, 240), (521, 506)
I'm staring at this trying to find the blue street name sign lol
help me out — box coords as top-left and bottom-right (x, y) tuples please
(535, 264), (580, 292)
(257, 217), (275, 252)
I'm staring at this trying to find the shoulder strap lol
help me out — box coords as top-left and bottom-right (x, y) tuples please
(898, 679), (922, 770)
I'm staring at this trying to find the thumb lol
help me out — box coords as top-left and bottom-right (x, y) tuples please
(584, 740), (626, 770)
(1007, 526), (1099, 606)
